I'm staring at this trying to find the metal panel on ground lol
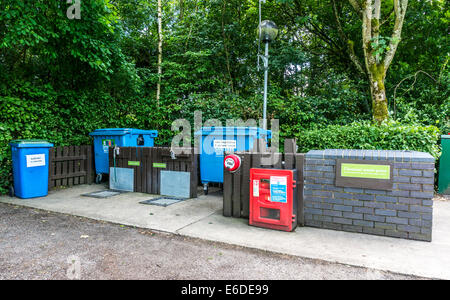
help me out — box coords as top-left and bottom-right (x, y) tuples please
(109, 167), (134, 192)
(160, 170), (191, 198)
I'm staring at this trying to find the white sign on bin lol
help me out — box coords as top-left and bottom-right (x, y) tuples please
(213, 140), (236, 151)
(253, 179), (259, 197)
(26, 154), (46, 167)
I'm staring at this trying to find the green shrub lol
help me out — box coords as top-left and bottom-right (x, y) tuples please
(391, 70), (450, 134)
(295, 121), (441, 158)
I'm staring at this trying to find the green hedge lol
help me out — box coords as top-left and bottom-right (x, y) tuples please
(295, 121), (441, 158)
(0, 108), (442, 195)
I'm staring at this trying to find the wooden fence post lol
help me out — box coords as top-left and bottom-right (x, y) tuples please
(86, 145), (94, 184)
(48, 148), (55, 190)
(295, 153), (305, 226)
(223, 151), (233, 217)
(240, 153), (251, 218)
(190, 147), (198, 198)
(284, 139), (296, 170)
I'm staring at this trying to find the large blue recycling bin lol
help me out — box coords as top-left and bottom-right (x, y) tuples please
(10, 140), (54, 199)
(194, 127), (271, 186)
(89, 128), (158, 176)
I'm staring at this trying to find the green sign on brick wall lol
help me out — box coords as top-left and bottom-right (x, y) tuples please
(336, 159), (394, 190)
(341, 163), (391, 179)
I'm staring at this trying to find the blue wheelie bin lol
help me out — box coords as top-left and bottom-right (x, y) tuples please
(9, 140), (54, 199)
(89, 128), (158, 183)
(194, 127), (271, 194)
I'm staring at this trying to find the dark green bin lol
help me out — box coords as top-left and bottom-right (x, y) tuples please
(438, 135), (450, 194)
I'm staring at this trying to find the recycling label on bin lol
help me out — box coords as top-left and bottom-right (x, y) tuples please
(26, 154), (46, 167)
(102, 139), (115, 153)
(213, 140), (236, 151)
(269, 176), (287, 203)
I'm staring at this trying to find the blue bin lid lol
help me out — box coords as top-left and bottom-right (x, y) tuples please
(9, 139), (54, 148)
(442, 135), (450, 139)
(194, 127), (271, 139)
(89, 128), (158, 137)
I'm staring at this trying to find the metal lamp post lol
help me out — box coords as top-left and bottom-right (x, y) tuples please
(258, 20), (278, 130)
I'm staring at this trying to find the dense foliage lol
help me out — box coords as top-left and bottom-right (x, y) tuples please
(296, 121), (441, 159)
(0, 0), (448, 193)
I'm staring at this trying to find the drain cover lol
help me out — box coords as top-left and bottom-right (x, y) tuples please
(81, 190), (127, 199)
(139, 196), (188, 207)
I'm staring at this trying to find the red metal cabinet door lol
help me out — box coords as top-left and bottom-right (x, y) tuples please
(249, 168), (294, 229)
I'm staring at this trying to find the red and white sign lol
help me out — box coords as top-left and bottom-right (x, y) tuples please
(224, 154), (241, 173)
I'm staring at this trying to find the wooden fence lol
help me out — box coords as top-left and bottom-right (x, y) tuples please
(223, 139), (305, 225)
(48, 145), (95, 189)
(108, 147), (198, 198)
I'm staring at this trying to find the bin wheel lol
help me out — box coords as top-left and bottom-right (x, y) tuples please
(95, 174), (103, 184)
(8, 186), (14, 197)
(203, 183), (208, 195)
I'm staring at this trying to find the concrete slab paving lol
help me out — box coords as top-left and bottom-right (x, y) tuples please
(0, 184), (222, 233)
(1, 184), (449, 279)
(178, 201), (450, 279)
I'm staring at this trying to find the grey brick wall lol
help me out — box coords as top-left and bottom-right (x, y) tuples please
(304, 150), (435, 242)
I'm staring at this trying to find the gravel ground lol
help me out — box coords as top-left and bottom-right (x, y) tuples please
(0, 203), (429, 280)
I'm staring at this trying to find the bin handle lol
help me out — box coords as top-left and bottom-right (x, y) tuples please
(170, 148), (177, 160)
(137, 134), (145, 146)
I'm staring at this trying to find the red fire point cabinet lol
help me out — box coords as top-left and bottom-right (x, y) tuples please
(249, 168), (298, 232)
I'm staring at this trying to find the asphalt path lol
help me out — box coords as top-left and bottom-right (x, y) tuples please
(0, 203), (426, 280)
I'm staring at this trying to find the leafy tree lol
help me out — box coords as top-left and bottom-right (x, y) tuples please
(346, 0), (409, 123)
(0, 0), (447, 193)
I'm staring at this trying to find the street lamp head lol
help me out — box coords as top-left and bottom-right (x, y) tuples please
(258, 20), (278, 43)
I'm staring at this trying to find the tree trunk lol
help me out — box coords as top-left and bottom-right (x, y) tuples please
(369, 66), (389, 122)
(156, 0), (162, 104)
(179, 0), (184, 20)
(347, 0), (408, 123)
(221, 0), (234, 93)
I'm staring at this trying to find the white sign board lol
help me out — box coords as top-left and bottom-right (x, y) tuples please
(252, 179), (260, 197)
(26, 154), (46, 167)
(213, 140), (236, 150)
(269, 176), (287, 203)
